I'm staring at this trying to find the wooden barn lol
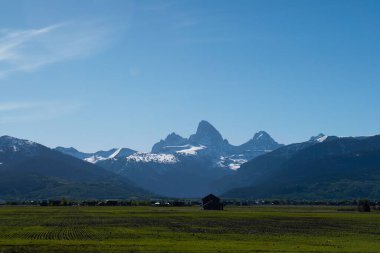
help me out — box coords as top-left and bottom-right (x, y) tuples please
(202, 194), (223, 210)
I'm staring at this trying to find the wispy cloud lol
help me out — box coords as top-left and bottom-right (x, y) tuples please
(0, 21), (113, 78)
(0, 101), (82, 124)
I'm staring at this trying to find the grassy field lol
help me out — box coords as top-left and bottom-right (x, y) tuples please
(0, 205), (380, 252)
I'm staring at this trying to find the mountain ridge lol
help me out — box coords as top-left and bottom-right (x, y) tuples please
(57, 120), (283, 171)
(221, 134), (380, 199)
(54, 120), (282, 197)
(0, 136), (149, 200)
(151, 120), (283, 169)
(3, 128), (380, 200)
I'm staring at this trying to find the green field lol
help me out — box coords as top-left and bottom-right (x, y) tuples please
(0, 205), (380, 252)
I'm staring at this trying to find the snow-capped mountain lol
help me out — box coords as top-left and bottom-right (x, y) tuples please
(309, 133), (329, 143)
(151, 133), (189, 153)
(188, 120), (225, 156)
(0, 135), (148, 200)
(125, 152), (178, 164)
(57, 120), (283, 171)
(56, 146), (136, 163)
(238, 131), (282, 151)
(151, 120), (283, 170)
(0, 135), (46, 167)
(64, 120), (283, 171)
(0, 135), (41, 156)
(220, 134), (380, 200)
(4, 132), (380, 200)
(55, 120), (283, 197)
(150, 121), (225, 157)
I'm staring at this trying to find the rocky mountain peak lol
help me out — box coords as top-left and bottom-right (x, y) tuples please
(164, 132), (187, 143)
(189, 120), (223, 147)
(151, 132), (188, 153)
(237, 131), (282, 151)
(252, 131), (271, 140)
(0, 135), (40, 154)
(309, 133), (328, 143)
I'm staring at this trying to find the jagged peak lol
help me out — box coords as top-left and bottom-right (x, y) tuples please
(252, 131), (271, 140)
(197, 120), (216, 130)
(309, 133), (328, 143)
(189, 120), (223, 147)
(236, 130), (281, 152)
(151, 132), (188, 153)
(154, 121), (226, 151)
(194, 120), (222, 138)
(165, 132), (186, 141)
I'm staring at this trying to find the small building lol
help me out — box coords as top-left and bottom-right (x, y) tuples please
(202, 194), (223, 210)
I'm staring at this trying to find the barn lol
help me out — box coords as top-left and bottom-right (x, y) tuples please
(202, 194), (223, 210)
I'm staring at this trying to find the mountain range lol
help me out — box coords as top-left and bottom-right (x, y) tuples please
(221, 134), (380, 200)
(1, 120), (380, 200)
(56, 120), (282, 197)
(0, 136), (148, 200)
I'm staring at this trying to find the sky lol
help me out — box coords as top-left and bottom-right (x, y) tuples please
(1, 0), (380, 152)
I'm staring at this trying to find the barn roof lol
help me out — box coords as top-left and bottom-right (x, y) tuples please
(202, 194), (220, 202)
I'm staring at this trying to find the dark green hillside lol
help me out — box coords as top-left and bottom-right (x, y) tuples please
(97, 155), (233, 198)
(0, 136), (149, 200)
(223, 135), (380, 200)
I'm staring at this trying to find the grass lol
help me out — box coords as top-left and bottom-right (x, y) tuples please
(0, 205), (380, 252)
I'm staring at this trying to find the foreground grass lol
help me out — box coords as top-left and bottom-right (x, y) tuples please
(0, 205), (379, 252)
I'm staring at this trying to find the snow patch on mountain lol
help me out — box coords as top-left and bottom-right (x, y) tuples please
(0, 136), (37, 150)
(150, 122), (284, 170)
(126, 152), (178, 164)
(176, 145), (206, 155)
(310, 133), (328, 143)
(84, 155), (107, 163)
(0, 136), (42, 156)
(109, 148), (122, 159)
(256, 132), (264, 139)
(56, 121), (285, 171)
(218, 156), (248, 170)
(84, 150), (121, 163)
(316, 135), (328, 143)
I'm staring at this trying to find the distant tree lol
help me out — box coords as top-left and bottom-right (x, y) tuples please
(358, 199), (371, 212)
(60, 197), (68, 206)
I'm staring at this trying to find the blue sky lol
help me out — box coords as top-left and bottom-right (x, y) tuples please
(1, 0), (380, 152)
